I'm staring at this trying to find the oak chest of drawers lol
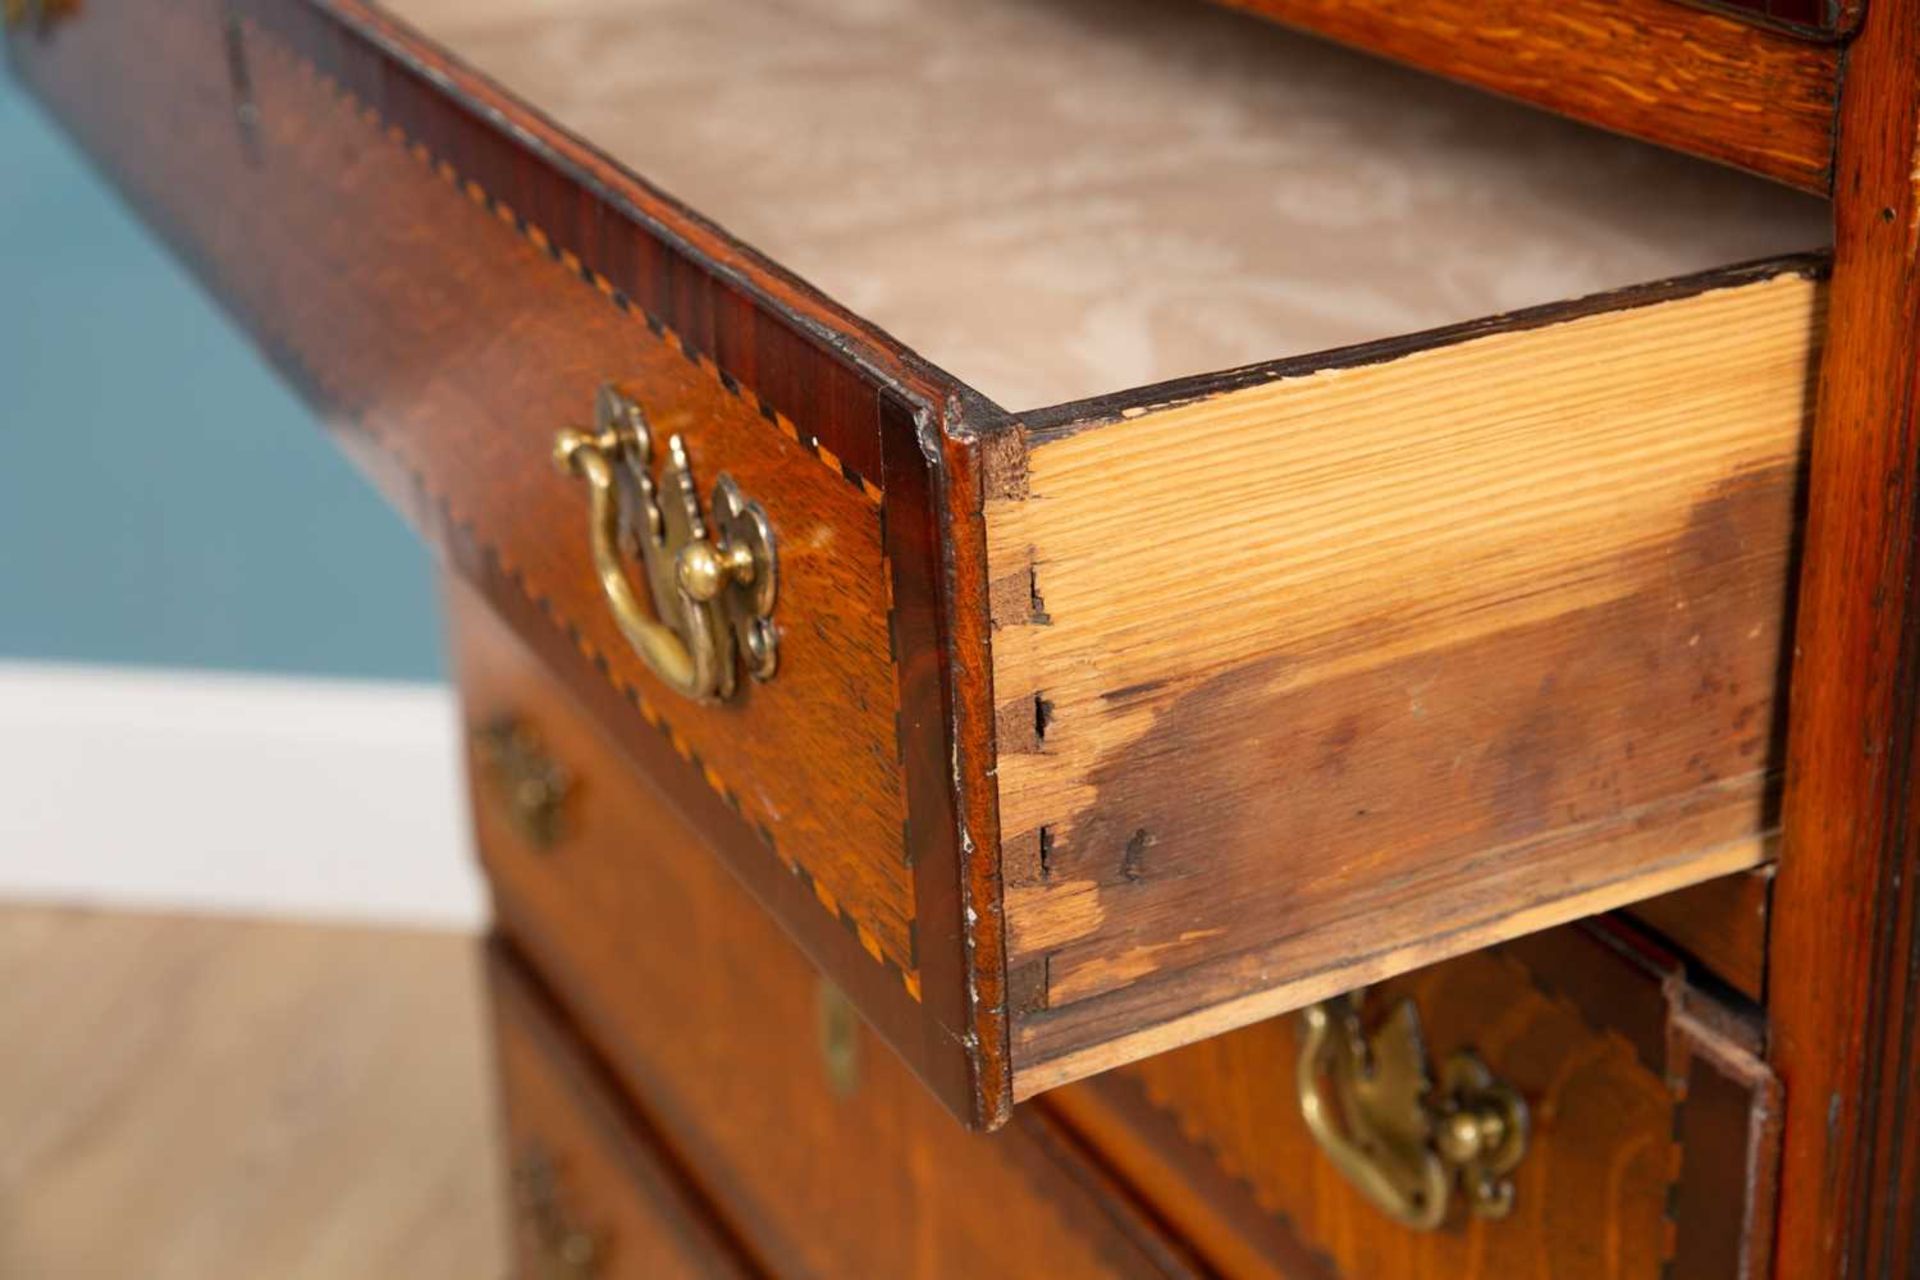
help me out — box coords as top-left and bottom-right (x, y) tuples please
(15, 0), (1920, 1273)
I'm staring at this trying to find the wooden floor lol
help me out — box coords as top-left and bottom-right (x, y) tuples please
(0, 904), (507, 1278)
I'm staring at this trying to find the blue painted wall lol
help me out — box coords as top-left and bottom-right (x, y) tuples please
(0, 71), (442, 680)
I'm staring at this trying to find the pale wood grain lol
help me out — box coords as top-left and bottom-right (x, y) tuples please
(0, 905), (506, 1280)
(989, 268), (1821, 1094)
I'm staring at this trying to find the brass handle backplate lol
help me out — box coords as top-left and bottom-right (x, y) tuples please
(553, 385), (777, 705)
(1298, 991), (1528, 1231)
(473, 715), (572, 851)
(816, 979), (862, 1100)
(513, 1147), (601, 1280)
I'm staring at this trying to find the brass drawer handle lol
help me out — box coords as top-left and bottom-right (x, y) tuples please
(553, 384), (777, 705)
(513, 1146), (602, 1279)
(1298, 991), (1528, 1231)
(473, 715), (572, 850)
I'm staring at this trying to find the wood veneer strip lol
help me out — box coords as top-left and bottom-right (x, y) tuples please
(1767, 0), (1920, 1270)
(1213, 0), (1841, 191)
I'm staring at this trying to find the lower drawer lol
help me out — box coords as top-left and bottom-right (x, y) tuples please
(1050, 922), (1781, 1280)
(490, 947), (758, 1280)
(455, 581), (1198, 1279)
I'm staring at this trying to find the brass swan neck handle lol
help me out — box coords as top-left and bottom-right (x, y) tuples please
(553, 385), (776, 705)
(1298, 992), (1529, 1231)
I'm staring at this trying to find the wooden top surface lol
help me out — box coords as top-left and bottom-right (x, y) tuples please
(381, 0), (1829, 410)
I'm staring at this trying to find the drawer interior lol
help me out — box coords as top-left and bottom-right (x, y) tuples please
(373, 0), (1826, 1103)
(381, 0), (1829, 411)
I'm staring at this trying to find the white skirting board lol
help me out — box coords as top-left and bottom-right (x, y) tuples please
(0, 661), (485, 930)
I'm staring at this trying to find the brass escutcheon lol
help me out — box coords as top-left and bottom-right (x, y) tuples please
(513, 1146), (602, 1279)
(1298, 990), (1529, 1231)
(817, 979), (862, 1100)
(553, 385), (777, 705)
(473, 715), (572, 851)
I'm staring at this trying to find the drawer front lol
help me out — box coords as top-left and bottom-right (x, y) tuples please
(454, 582), (1198, 1280)
(1050, 921), (1781, 1280)
(7, 0), (1003, 1120)
(492, 949), (760, 1280)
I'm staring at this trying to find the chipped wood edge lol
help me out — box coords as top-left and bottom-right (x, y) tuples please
(1012, 831), (1768, 1099)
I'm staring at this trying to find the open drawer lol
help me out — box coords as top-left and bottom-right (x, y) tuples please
(7, 0), (1827, 1125)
